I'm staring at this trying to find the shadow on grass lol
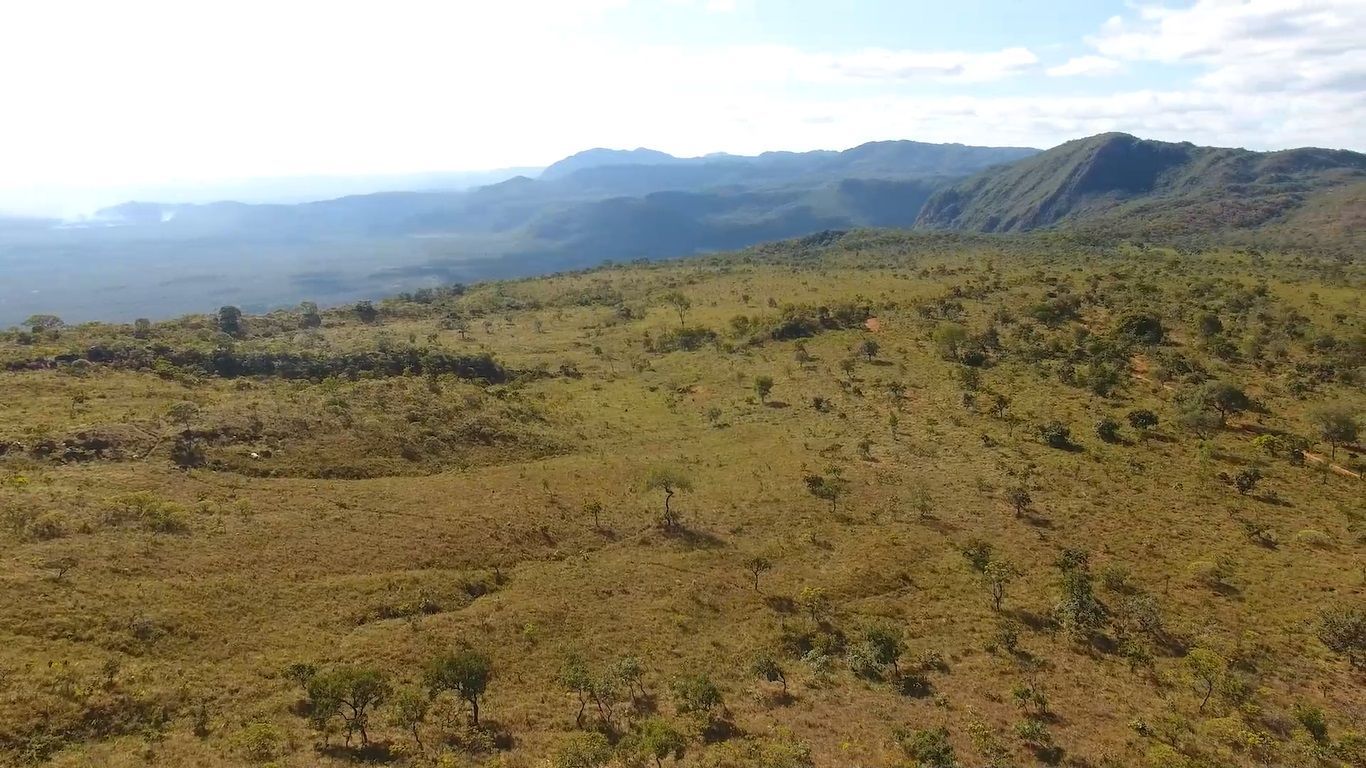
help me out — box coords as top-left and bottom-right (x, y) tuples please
(1033, 745), (1066, 765)
(318, 743), (394, 763)
(915, 515), (960, 535)
(703, 717), (742, 744)
(764, 401), (791, 409)
(665, 526), (725, 549)
(764, 594), (797, 614)
(1012, 609), (1055, 633)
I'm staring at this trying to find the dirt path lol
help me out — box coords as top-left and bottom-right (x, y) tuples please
(1300, 449), (1362, 479)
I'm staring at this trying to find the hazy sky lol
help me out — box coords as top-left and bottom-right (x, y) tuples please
(2, 0), (1363, 214)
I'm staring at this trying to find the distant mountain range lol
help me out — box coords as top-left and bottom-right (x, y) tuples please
(2, 133), (1362, 326)
(85, 139), (1037, 241)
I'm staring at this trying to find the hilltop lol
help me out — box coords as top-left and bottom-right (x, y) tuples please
(915, 133), (1366, 247)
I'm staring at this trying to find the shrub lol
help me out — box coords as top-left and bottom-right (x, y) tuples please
(1096, 416), (1121, 443)
(1038, 420), (1072, 449)
(846, 641), (883, 680)
(653, 327), (718, 353)
(750, 653), (787, 693)
(754, 375), (774, 403)
(425, 648), (492, 725)
(1318, 605), (1366, 668)
(235, 722), (285, 763)
(551, 732), (613, 768)
(305, 666), (390, 747)
(961, 540), (993, 572)
(1127, 409), (1159, 430)
(894, 727), (956, 768)
(104, 492), (190, 534)
(1293, 702), (1329, 742)
(1233, 467), (1261, 494)
(698, 732), (813, 767)
(1295, 529), (1332, 548)
(672, 674), (724, 722)
(1115, 312), (1165, 345)
(1188, 557), (1234, 588)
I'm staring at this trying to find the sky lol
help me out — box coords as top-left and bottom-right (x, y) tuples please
(1, 0), (1363, 215)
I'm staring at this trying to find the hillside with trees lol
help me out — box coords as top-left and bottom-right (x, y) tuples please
(915, 133), (1366, 250)
(1, 231), (1362, 767)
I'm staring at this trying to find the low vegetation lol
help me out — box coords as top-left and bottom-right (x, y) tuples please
(1, 230), (1362, 767)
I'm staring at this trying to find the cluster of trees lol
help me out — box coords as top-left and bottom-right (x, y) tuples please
(29, 344), (507, 383)
(284, 647), (491, 753)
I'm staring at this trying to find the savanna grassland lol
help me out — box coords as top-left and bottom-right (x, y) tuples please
(1, 231), (1362, 768)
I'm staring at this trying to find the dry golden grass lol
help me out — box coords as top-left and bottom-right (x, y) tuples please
(1, 234), (1362, 767)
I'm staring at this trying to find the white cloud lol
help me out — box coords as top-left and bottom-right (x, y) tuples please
(1089, 0), (1366, 93)
(1046, 55), (1122, 77)
(0, 0), (1363, 215)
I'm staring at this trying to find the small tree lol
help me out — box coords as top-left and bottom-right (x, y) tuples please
(299, 301), (322, 329)
(797, 586), (831, 623)
(354, 301), (379, 324)
(628, 717), (686, 768)
(933, 324), (968, 361)
(1189, 381), (1250, 425)
(425, 648), (491, 726)
(887, 380), (907, 409)
(861, 622), (904, 675)
(305, 666), (390, 747)
(661, 291), (691, 327)
(1037, 421), (1071, 449)
(1184, 648), (1226, 712)
(1310, 403), (1359, 461)
(860, 338), (880, 361)
(754, 375), (774, 404)
(1055, 566), (1106, 639)
(749, 654), (787, 693)
(803, 470), (848, 514)
(645, 466), (693, 532)
(1318, 605), (1365, 668)
(561, 654), (594, 729)
(132, 318), (153, 338)
(24, 314), (62, 334)
(671, 675), (723, 723)
(1126, 409), (1158, 431)
(166, 401), (199, 429)
(1177, 398), (1224, 438)
(1096, 416), (1121, 443)
(1006, 486), (1031, 518)
(895, 727), (956, 768)
(984, 560), (1015, 611)
(743, 555), (772, 592)
(216, 306), (243, 336)
(1233, 467), (1261, 495)
(551, 732), (613, 768)
(583, 499), (604, 530)
(1196, 313), (1223, 338)
(388, 687), (429, 754)
(612, 655), (648, 699)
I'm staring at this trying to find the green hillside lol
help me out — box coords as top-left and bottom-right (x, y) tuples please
(915, 133), (1366, 249)
(2, 231), (1363, 768)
